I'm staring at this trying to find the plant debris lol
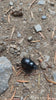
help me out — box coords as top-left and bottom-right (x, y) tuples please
(17, 80), (29, 83)
(11, 9), (23, 17)
(44, 73), (56, 84)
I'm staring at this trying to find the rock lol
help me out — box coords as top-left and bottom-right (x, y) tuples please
(9, 1), (13, 6)
(0, 56), (12, 95)
(38, 0), (45, 5)
(44, 55), (50, 62)
(52, 71), (56, 82)
(27, 36), (33, 41)
(17, 32), (21, 38)
(34, 24), (42, 32)
(41, 15), (47, 20)
(40, 61), (47, 69)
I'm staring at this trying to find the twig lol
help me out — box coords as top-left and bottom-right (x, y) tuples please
(54, 51), (56, 65)
(16, 68), (23, 76)
(17, 80), (29, 83)
(51, 26), (56, 39)
(30, 11), (34, 19)
(44, 73), (56, 84)
(39, 32), (46, 39)
(31, 40), (40, 43)
(10, 85), (14, 92)
(35, 50), (44, 60)
(12, 66), (17, 74)
(7, 26), (15, 53)
(5, 6), (14, 15)
(29, 0), (36, 8)
(23, 95), (29, 100)
(38, 73), (40, 86)
(10, 26), (15, 39)
(8, 14), (11, 23)
(9, 89), (16, 100)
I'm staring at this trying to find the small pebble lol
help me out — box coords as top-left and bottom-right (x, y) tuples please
(41, 15), (47, 20)
(38, 0), (45, 5)
(9, 1), (13, 6)
(17, 32), (21, 38)
(40, 61), (47, 69)
(28, 36), (33, 41)
(52, 71), (56, 82)
(44, 55), (50, 62)
(34, 24), (42, 32)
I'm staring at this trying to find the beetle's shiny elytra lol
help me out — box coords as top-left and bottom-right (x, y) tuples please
(21, 58), (38, 73)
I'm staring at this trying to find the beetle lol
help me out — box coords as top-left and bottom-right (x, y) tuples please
(21, 57), (38, 73)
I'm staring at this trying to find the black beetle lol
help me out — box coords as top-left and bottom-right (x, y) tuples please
(21, 58), (38, 73)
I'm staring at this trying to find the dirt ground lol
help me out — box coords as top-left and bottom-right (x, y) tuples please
(0, 0), (56, 100)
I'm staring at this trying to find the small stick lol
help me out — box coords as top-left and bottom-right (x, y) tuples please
(30, 11), (34, 19)
(44, 73), (56, 84)
(31, 40), (40, 43)
(10, 85), (14, 92)
(10, 26), (15, 39)
(51, 31), (54, 39)
(47, 94), (50, 100)
(38, 73), (40, 86)
(51, 26), (56, 39)
(39, 32), (46, 39)
(8, 14), (11, 23)
(7, 26), (15, 53)
(23, 95), (29, 100)
(54, 51), (56, 65)
(29, 0), (36, 8)
(16, 69), (23, 76)
(9, 89), (16, 100)
(17, 80), (29, 83)
(35, 50), (44, 60)
(5, 6), (14, 15)
(12, 66), (17, 74)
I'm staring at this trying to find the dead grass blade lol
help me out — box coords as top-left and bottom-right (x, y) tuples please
(9, 89), (16, 100)
(44, 73), (56, 84)
(31, 40), (40, 43)
(17, 80), (29, 83)
(39, 32), (46, 39)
